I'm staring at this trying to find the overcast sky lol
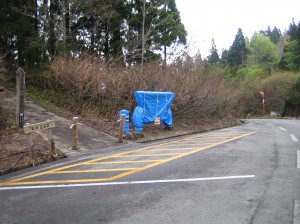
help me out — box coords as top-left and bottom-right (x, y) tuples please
(175, 0), (300, 58)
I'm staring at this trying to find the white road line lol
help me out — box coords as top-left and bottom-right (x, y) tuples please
(267, 124), (273, 126)
(0, 175), (255, 191)
(290, 134), (299, 143)
(297, 151), (300, 169)
(279, 127), (287, 131)
(294, 200), (300, 224)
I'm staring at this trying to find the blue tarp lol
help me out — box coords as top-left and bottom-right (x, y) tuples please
(132, 91), (174, 132)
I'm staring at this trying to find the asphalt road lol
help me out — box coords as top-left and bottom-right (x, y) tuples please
(1, 119), (300, 224)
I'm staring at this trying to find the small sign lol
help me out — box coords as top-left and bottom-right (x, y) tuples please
(24, 120), (56, 134)
(154, 117), (160, 125)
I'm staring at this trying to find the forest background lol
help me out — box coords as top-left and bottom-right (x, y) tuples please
(1, 0), (300, 133)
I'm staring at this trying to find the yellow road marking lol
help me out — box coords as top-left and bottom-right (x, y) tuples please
(113, 153), (183, 157)
(0, 131), (255, 186)
(54, 168), (138, 173)
(173, 142), (220, 145)
(148, 148), (196, 151)
(87, 160), (163, 164)
(108, 132), (256, 181)
(3, 178), (110, 186)
(0, 147), (152, 185)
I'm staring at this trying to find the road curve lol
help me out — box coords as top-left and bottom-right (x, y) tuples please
(0, 119), (300, 224)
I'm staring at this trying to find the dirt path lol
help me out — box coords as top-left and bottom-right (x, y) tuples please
(2, 90), (118, 156)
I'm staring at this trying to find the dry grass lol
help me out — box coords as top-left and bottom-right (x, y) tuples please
(45, 55), (237, 121)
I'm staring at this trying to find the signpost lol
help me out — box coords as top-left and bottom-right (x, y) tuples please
(23, 120), (56, 159)
(260, 91), (265, 116)
(16, 67), (26, 128)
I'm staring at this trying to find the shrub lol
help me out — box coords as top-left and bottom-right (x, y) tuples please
(237, 71), (300, 117)
(262, 72), (300, 116)
(45, 55), (237, 121)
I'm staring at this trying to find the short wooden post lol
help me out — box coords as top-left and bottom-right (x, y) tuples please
(48, 129), (55, 153)
(118, 114), (126, 143)
(27, 134), (33, 159)
(72, 117), (79, 150)
(0, 86), (4, 102)
(16, 67), (26, 128)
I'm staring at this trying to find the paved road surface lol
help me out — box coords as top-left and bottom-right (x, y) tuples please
(1, 119), (300, 224)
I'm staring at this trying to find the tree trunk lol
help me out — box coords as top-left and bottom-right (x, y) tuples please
(16, 38), (25, 67)
(65, 0), (70, 37)
(34, 0), (38, 33)
(49, 0), (57, 58)
(104, 23), (109, 62)
(141, 0), (145, 70)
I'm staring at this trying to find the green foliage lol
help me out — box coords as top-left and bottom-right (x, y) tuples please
(237, 71), (300, 117)
(283, 76), (300, 116)
(235, 66), (266, 80)
(283, 20), (300, 71)
(284, 40), (300, 71)
(247, 33), (280, 71)
(0, 0), (37, 67)
(0, 0), (187, 67)
(261, 72), (300, 115)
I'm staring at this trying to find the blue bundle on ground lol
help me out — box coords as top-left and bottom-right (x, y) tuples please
(132, 91), (174, 132)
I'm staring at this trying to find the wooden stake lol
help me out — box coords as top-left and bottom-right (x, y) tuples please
(48, 129), (55, 153)
(27, 134), (33, 159)
(118, 114), (126, 143)
(72, 117), (79, 150)
(51, 139), (55, 154)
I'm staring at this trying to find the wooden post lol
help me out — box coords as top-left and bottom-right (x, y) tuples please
(118, 114), (126, 143)
(16, 67), (26, 128)
(24, 120), (56, 159)
(48, 129), (55, 153)
(51, 139), (55, 154)
(72, 117), (79, 150)
(27, 134), (33, 159)
(262, 97), (266, 116)
(0, 86), (4, 102)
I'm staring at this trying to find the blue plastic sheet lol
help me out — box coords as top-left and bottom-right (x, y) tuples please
(132, 91), (174, 132)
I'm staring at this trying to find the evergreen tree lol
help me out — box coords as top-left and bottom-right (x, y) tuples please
(259, 26), (282, 44)
(207, 38), (219, 64)
(284, 19), (300, 71)
(227, 28), (248, 69)
(0, 0), (37, 67)
(0, 0), (187, 67)
(125, 0), (186, 65)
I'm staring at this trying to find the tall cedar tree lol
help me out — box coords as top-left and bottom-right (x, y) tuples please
(207, 38), (220, 64)
(284, 20), (300, 71)
(227, 28), (248, 69)
(0, 0), (37, 67)
(0, 0), (186, 67)
(259, 26), (282, 44)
